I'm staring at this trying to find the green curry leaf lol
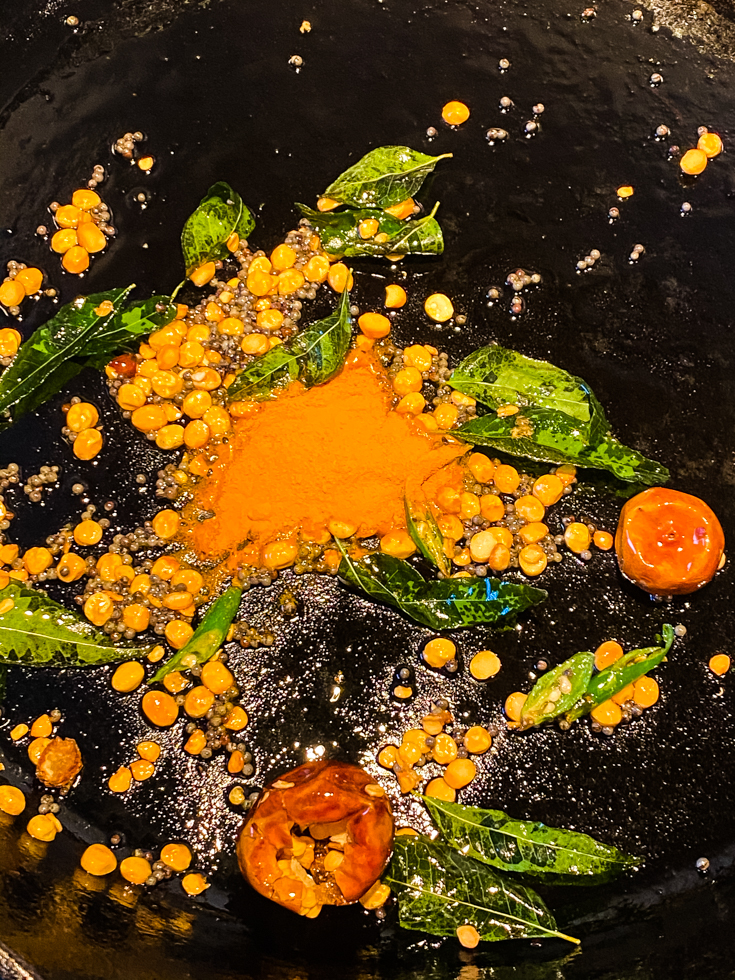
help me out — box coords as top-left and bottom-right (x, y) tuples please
(226, 344), (301, 401)
(181, 181), (255, 276)
(323, 146), (452, 208)
(450, 346), (593, 422)
(295, 286), (353, 387)
(0, 581), (148, 667)
(0, 287), (136, 428)
(385, 835), (578, 944)
(337, 547), (545, 630)
(226, 287), (352, 400)
(84, 296), (177, 367)
(423, 797), (640, 883)
(451, 346), (669, 485)
(298, 203), (444, 257)
(457, 410), (668, 485)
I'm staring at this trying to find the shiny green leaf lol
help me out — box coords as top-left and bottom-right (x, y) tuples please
(337, 547), (545, 630)
(298, 203), (443, 257)
(450, 346), (592, 423)
(0, 582), (147, 667)
(0, 287), (135, 427)
(385, 836), (578, 944)
(457, 410), (668, 485)
(181, 181), (255, 276)
(423, 797), (639, 883)
(226, 287), (352, 400)
(84, 296), (177, 366)
(323, 146), (452, 208)
(452, 346), (669, 485)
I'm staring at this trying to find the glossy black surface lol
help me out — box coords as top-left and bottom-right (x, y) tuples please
(0, 1), (734, 978)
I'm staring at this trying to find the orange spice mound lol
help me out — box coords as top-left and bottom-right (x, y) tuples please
(180, 350), (466, 569)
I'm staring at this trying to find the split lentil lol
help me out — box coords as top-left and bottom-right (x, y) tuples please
(378, 699), (490, 801)
(709, 654), (730, 676)
(47, 169), (115, 275)
(81, 843), (117, 876)
(442, 101), (470, 125)
(0, 262), (45, 316)
(0, 785), (25, 815)
(27, 813), (60, 841)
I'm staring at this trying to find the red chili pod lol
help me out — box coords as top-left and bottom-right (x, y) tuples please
(107, 353), (137, 378)
(236, 759), (394, 917)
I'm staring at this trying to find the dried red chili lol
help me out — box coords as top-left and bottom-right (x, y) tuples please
(36, 737), (83, 791)
(107, 353), (137, 379)
(236, 759), (394, 917)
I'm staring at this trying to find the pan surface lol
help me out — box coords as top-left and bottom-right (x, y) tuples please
(0, 0), (735, 978)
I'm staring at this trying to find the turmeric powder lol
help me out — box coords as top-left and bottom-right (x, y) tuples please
(180, 350), (465, 570)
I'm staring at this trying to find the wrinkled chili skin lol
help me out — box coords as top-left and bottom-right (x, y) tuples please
(237, 759), (394, 914)
(107, 353), (137, 378)
(36, 737), (83, 790)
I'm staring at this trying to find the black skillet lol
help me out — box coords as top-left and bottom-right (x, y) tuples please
(1, 0), (735, 978)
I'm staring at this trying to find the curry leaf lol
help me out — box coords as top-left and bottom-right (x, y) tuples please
(323, 146), (452, 208)
(151, 586), (242, 682)
(83, 296), (177, 367)
(405, 496), (451, 576)
(297, 203), (444, 257)
(578, 430), (670, 486)
(566, 625), (674, 722)
(457, 410), (668, 485)
(0, 582), (148, 667)
(0, 287), (134, 428)
(227, 344), (300, 401)
(337, 547), (545, 630)
(457, 410), (585, 467)
(296, 286), (353, 387)
(384, 836), (578, 944)
(449, 346), (592, 423)
(423, 797), (639, 883)
(451, 346), (669, 485)
(181, 181), (255, 276)
(226, 288), (352, 400)
(519, 651), (595, 730)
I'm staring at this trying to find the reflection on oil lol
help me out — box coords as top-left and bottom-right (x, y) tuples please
(457, 966), (483, 980)
(108, 879), (139, 909)
(0, 817), (222, 980)
(452, 948), (588, 980)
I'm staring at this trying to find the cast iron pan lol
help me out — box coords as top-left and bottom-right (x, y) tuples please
(1, 1), (735, 978)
